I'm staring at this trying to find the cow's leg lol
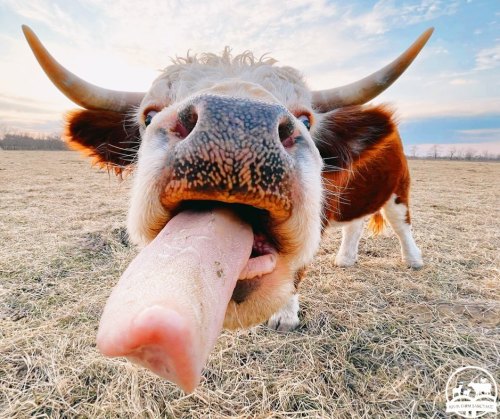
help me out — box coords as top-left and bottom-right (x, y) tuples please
(334, 218), (365, 267)
(267, 293), (300, 331)
(381, 195), (423, 268)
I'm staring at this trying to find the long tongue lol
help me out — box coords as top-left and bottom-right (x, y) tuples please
(96, 207), (253, 393)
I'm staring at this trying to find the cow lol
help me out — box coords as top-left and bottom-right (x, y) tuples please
(23, 25), (430, 388)
(468, 380), (493, 397)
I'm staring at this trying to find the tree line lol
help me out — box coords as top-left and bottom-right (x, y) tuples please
(407, 144), (500, 161)
(0, 133), (68, 150)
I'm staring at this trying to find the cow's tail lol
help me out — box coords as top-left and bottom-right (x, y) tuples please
(367, 211), (386, 236)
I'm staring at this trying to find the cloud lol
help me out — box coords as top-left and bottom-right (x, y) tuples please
(0, 95), (62, 130)
(3, 0), (92, 47)
(395, 98), (500, 120)
(0, 94), (63, 113)
(2, 0), (447, 81)
(341, 0), (459, 35)
(0, 109), (61, 133)
(457, 128), (500, 143)
(8, 0), (382, 82)
(475, 44), (500, 70)
(449, 78), (476, 85)
(77, 0), (369, 72)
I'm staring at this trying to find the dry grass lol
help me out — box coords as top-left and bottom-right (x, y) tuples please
(1, 151), (498, 418)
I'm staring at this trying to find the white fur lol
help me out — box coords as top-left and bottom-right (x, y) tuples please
(381, 194), (423, 268)
(282, 119), (324, 272)
(267, 293), (300, 331)
(127, 129), (171, 246)
(138, 49), (312, 121)
(334, 217), (365, 267)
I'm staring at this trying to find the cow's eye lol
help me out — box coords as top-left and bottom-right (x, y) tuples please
(298, 114), (311, 130)
(144, 110), (158, 127)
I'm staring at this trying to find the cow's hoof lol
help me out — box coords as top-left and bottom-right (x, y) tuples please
(334, 255), (357, 267)
(267, 311), (300, 332)
(267, 294), (300, 332)
(405, 258), (424, 269)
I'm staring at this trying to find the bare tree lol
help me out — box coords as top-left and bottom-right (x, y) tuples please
(428, 144), (440, 160)
(480, 150), (490, 160)
(448, 146), (457, 160)
(409, 145), (419, 159)
(0, 125), (8, 139)
(464, 148), (477, 161)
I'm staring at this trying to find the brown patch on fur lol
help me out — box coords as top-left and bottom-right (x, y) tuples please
(394, 196), (412, 224)
(316, 105), (412, 225)
(293, 266), (308, 289)
(232, 279), (261, 304)
(64, 109), (140, 175)
(367, 212), (386, 235)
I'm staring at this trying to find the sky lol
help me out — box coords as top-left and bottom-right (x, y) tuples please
(0, 0), (499, 156)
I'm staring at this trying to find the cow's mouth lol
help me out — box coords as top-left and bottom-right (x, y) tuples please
(172, 200), (281, 287)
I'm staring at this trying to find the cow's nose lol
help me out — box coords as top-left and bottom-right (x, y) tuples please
(161, 94), (296, 221)
(175, 94), (297, 148)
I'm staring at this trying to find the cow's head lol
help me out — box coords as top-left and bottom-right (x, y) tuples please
(23, 26), (433, 329)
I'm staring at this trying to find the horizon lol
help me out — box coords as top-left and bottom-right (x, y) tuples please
(0, 0), (499, 154)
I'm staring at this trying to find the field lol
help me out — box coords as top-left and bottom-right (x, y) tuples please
(1, 151), (498, 418)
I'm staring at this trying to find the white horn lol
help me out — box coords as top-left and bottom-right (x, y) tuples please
(312, 28), (434, 112)
(22, 25), (144, 112)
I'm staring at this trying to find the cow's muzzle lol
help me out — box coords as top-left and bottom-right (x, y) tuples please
(160, 95), (298, 222)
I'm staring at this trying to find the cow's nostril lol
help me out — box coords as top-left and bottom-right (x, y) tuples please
(278, 118), (295, 148)
(176, 105), (198, 139)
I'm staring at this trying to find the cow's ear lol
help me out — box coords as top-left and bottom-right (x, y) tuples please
(313, 105), (395, 169)
(64, 109), (140, 175)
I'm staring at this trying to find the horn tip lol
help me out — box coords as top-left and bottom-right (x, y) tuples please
(21, 24), (31, 35)
(421, 27), (435, 42)
(21, 24), (37, 43)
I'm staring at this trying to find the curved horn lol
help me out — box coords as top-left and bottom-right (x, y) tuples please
(22, 25), (144, 112)
(312, 28), (434, 112)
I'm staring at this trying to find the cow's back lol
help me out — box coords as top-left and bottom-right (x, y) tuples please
(323, 130), (410, 223)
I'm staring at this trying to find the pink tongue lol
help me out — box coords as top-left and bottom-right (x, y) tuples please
(96, 207), (253, 393)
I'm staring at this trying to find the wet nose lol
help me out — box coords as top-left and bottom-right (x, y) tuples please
(175, 94), (298, 149)
(161, 94), (296, 221)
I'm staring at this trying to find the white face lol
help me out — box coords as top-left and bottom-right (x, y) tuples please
(126, 52), (324, 328)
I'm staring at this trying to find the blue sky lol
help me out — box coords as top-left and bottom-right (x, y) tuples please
(0, 0), (499, 155)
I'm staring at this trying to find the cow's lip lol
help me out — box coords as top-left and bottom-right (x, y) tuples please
(168, 200), (281, 280)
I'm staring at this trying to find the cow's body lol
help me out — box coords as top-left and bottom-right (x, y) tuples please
(321, 106), (422, 269)
(23, 25), (430, 386)
(269, 106), (423, 330)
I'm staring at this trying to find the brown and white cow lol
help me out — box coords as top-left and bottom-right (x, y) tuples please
(23, 25), (430, 374)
